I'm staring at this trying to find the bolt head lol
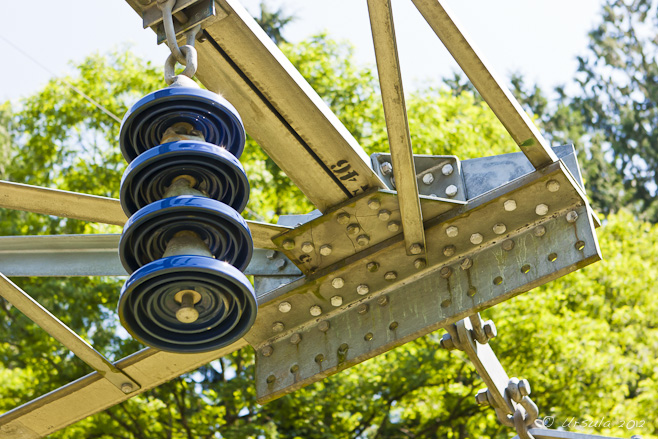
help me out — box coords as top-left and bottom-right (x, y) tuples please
(278, 301), (292, 313)
(282, 239), (295, 250)
(470, 233), (483, 245)
(483, 320), (497, 340)
(502, 239), (515, 251)
(336, 212), (350, 224)
(566, 210), (579, 223)
(440, 333), (456, 350)
(387, 221), (400, 232)
(356, 284), (370, 295)
(384, 271), (398, 281)
(440, 266), (452, 278)
(504, 199), (517, 211)
(347, 223), (360, 235)
(460, 258), (473, 270)
(518, 379), (531, 397)
(357, 234), (371, 246)
(378, 209), (391, 221)
(475, 389), (491, 406)
(443, 245), (456, 257)
(301, 241), (315, 253)
(331, 277), (345, 289)
(366, 262), (379, 272)
(265, 250), (277, 260)
(331, 295), (344, 306)
(318, 321), (330, 332)
(381, 161), (393, 175)
(390, 176), (396, 188)
(442, 163), (454, 176)
(533, 225), (546, 237)
(357, 304), (369, 314)
(446, 225), (459, 237)
(309, 305), (322, 316)
(546, 179), (561, 192)
(261, 345), (274, 357)
(377, 296), (389, 306)
(535, 203), (549, 216)
(445, 184), (458, 198)
(422, 173), (434, 185)
(290, 333), (302, 344)
(414, 258), (427, 270)
(121, 383), (134, 393)
(368, 198), (381, 210)
(409, 243), (423, 255)
(272, 322), (285, 332)
(275, 259), (287, 270)
(319, 244), (333, 256)
(493, 223), (507, 235)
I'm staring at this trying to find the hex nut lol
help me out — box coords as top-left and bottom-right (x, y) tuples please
(446, 225), (459, 237)
(566, 210), (579, 223)
(319, 244), (333, 256)
(290, 333), (302, 344)
(535, 203), (549, 216)
(502, 239), (515, 251)
(387, 221), (400, 232)
(278, 301), (292, 313)
(378, 209), (391, 221)
(121, 383), (134, 393)
(409, 243), (423, 255)
(534, 225), (546, 237)
(282, 239), (295, 250)
(440, 266), (452, 278)
(381, 161), (393, 175)
(546, 180), (561, 192)
(445, 184), (458, 198)
(309, 305), (322, 316)
(470, 233), (483, 245)
(504, 199), (517, 212)
(357, 304), (369, 314)
(368, 198), (381, 210)
(378, 296), (389, 306)
(357, 234), (371, 246)
(475, 389), (491, 406)
(460, 258), (473, 270)
(336, 212), (350, 224)
(414, 258), (427, 270)
(518, 379), (531, 397)
(265, 250), (276, 260)
(493, 223), (507, 235)
(440, 333), (456, 351)
(422, 173), (434, 185)
(443, 245), (456, 257)
(301, 242), (315, 253)
(356, 284), (370, 295)
(331, 277), (345, 289)
(483, 320), (497, 340)
(384, 271), (398, 281)
(442, 163), (454, 176)
(261, 345), (274, 357)
(331, 295), (344, 306)
(275, 259), (287, 270)
(346, 224), (360, 235)
(366, 262), (380, 272)
(318, 321), (330, 332)
(272, 322), (285, 332)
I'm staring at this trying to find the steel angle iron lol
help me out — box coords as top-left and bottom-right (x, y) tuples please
(117, 3), (256, 353)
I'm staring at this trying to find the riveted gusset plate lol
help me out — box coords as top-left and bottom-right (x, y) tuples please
(249, 161), (601, 403)
(371, 153), (466, 201)
(271, 190), (465, 274)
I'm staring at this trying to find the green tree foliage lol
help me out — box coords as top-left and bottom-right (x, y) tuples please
(1, 9), (657, 439)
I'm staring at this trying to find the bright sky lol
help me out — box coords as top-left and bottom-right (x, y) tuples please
(0, 0), (603, 103)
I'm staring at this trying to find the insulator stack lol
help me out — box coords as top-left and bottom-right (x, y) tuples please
(117, 81), (256, 353)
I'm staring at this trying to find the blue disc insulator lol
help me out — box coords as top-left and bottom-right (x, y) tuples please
(120, 140), (250, 216)
(119, 196), (253, 273)
(118, 255), (257, 353)
(120, 87), (246, 162)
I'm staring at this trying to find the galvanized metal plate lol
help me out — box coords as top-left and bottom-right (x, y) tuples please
(248, 161), (601, 402)
(272, 190), (464, 274)
(372, 153), (466, 201)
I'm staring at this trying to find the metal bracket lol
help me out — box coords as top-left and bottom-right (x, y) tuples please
(142, 0), (226, 45)
(249, 160), (601, 403)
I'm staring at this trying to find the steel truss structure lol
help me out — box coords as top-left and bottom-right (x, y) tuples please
(0, 1), (606, 438)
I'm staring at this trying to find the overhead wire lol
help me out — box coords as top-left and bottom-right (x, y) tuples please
(0, 34), (122, 124)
